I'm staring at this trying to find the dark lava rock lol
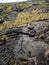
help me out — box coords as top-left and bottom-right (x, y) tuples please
(0, 20), (49, 65)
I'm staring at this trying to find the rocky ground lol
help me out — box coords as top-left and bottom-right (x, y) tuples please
(0, 0), (49, 21)
(0, 0), (49, 65)
(0, 19), (49, 65)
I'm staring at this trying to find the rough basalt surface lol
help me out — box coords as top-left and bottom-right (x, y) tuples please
(0, 20), (49, 65)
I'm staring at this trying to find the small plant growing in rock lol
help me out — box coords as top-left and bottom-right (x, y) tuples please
(1, 34), (8, 41)
(39, 33), (45, 39)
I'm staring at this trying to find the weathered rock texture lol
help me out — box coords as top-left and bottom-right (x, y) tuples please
(0, 20), (49, 65)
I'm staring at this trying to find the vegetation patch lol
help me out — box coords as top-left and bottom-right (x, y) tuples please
(0, 10), (49, 31)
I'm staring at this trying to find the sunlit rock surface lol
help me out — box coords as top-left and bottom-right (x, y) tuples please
(0, 20), (49, 65)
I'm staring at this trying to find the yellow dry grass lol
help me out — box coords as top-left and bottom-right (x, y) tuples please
(0, 10), (49, 31)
